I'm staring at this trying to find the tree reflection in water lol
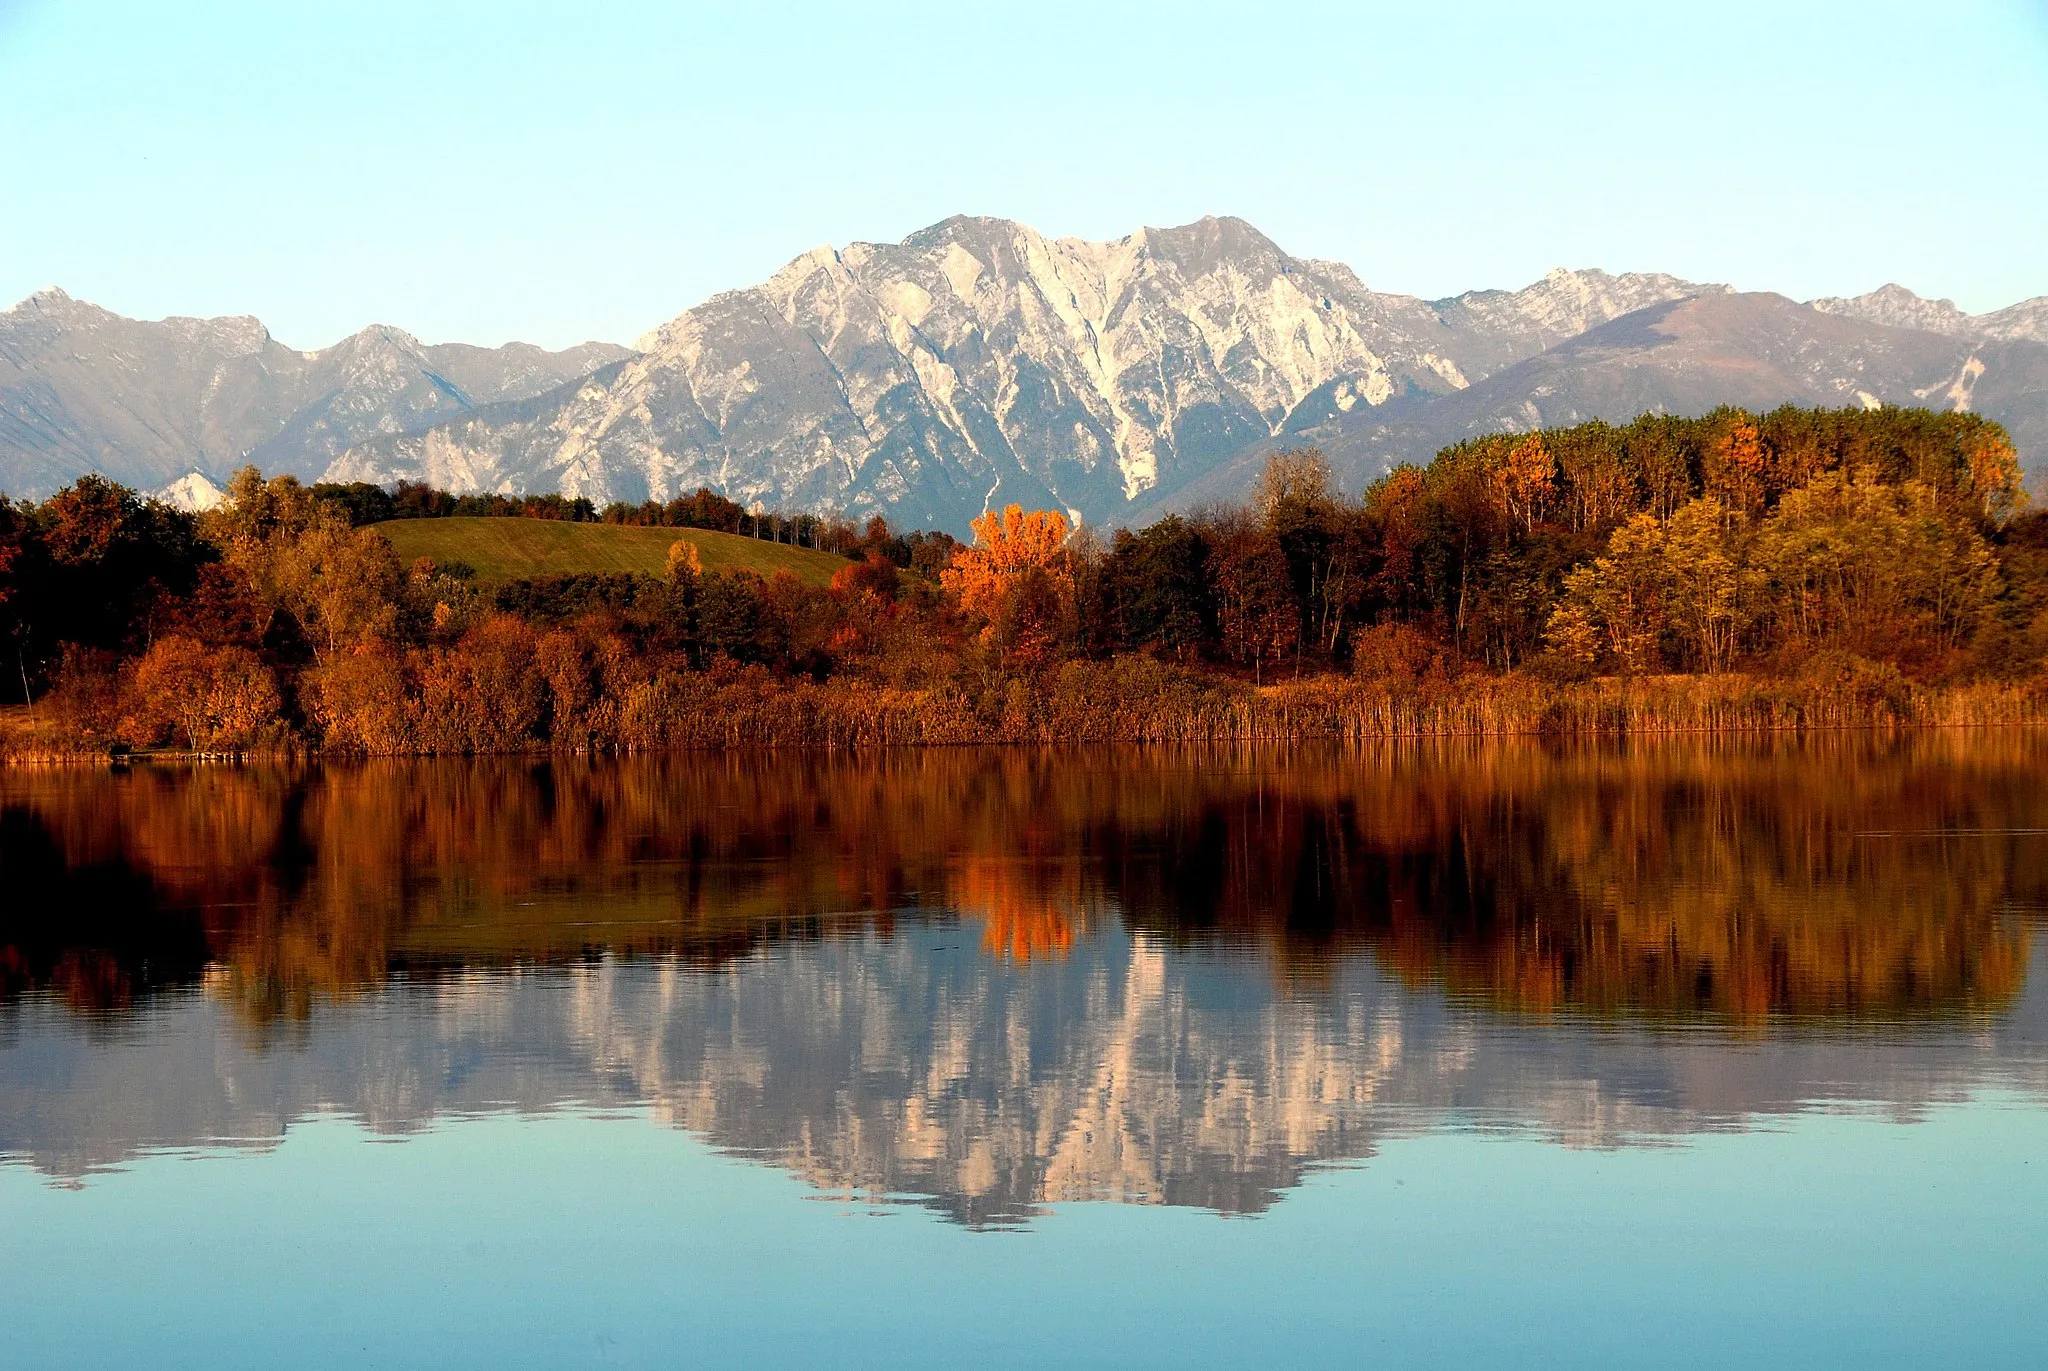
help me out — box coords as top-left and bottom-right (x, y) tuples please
(2, 738), (2045, 1222)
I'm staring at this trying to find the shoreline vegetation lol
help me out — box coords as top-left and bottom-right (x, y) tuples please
(5, 671), (2048, 762)
(4, 404), (2048, 760)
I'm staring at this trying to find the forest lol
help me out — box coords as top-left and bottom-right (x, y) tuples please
(2, 403), (2046, 756)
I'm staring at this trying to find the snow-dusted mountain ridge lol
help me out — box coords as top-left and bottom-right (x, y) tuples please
(12, 214), (2047, 529)
(322, 216), (1726, 529)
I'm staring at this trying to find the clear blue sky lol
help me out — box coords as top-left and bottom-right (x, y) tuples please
(2, 0), (2045, 350)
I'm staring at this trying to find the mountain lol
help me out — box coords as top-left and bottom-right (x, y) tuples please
(0, 288), (632, 498)
(9, 217), (2048, 528)
(154, 471), (226, 512)
(322, 217), (1722, 530)
(1222, 292), (2048, 504)
(1157, 292), (2048, 514)
(1811, 283), (2048, 344)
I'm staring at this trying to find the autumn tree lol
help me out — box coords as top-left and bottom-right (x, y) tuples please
(1212, 521), (1298, 683)
(125, 636), (282, 751)
(26, 475), (206, 654)
(208, 468), (400, 658)
(415, 614), (547, 751)
(1547, 496), (1746, 674)
(1547, 513), (1672, 674)
(1752, 467), (1999, 662)
(1493, 434), (1555, 534)
(305, 644), (413, 753)
(1963, 427), (2025, 523)
(1704, 417), (1769, 519)
(665, 539), (703, 581)
(1659, 499), (1747, 671)
(830, 552), (902, 604)
(941, 504), (1075, 666)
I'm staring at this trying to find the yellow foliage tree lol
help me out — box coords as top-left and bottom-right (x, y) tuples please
(209, 468), (401, 657)
(1549, 498), (1747, 674)
(1753, 466), (1999, 657)
(1549, 512), (1670, 674)
(666, 539), (702, 581)
(1964, 430), (2025, 522)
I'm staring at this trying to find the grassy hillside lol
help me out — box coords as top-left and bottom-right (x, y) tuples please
(373, 518), (849, 587)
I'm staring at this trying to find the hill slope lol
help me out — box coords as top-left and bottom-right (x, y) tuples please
(374, 519), (848, 586)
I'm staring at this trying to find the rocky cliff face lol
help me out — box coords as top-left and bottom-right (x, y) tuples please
(1231, 293), (2048, 510)
(0, 289), (630, 498)
(322, 217), (1721, 530)
(11, 216), (2048, 527)
(1811, 282), (2048, 343)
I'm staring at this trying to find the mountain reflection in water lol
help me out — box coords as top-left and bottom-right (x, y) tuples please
(3, 738), (2046, 1226)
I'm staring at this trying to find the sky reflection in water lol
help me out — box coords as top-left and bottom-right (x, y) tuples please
(2, 738), (2046, 1367)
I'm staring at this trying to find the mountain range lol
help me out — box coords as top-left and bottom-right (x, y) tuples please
(5, 216), (2046, 531)
(0, 289), (630, 504)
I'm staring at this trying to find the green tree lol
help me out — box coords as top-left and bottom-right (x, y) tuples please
(1660, 498), (1746, 672)
(1753, 467), (1999, 661)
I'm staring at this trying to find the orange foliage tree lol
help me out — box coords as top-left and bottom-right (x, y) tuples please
(1493, 434), (1555, 534)
(1706, 418), (1769, 518)
(941, 504), (1074, 663)
(125, 636), (282, 751)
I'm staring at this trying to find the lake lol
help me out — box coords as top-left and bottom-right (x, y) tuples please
(3, 739), (2046, 1368)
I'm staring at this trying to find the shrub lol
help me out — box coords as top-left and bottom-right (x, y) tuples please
(125, 636), (283, 751)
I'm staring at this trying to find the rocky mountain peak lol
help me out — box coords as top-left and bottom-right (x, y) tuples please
(7, 287), (114, 330)
(153, 470), (227, 512)
(157, 312), (273, 358)
(1811, 284), (2048, 346)
(1810, 283), (1972, 335)
(324, 216), (1735, 528)
(9, 216), (2045, 527)
(1446, 267), (1730, 340)
(0, 294), (636, 499)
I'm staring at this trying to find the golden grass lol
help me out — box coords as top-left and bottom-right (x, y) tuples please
(372, 518), (848, 586)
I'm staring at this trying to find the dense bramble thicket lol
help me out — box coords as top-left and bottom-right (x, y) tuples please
(1, 404), (2044, 755)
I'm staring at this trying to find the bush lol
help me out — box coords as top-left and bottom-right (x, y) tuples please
(125, 637), (283, 751)
(306, 645), (413, 754)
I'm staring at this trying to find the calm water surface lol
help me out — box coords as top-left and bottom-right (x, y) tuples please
(3, 739), (2046, 1367)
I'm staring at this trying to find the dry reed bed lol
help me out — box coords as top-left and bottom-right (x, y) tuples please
(10, 663), (2048, 761)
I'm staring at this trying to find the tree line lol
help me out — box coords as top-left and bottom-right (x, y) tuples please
(308, 477), (943, 557)
(0, 404), (2041, 754)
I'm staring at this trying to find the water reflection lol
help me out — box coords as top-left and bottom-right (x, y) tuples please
(3, 739), (2046, 1224)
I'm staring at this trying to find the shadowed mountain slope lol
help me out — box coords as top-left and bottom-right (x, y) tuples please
(1155, 292), (2048, 510)
(0, 289), (631, 498)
